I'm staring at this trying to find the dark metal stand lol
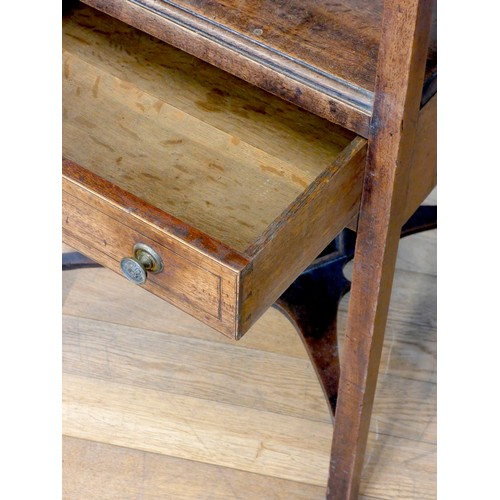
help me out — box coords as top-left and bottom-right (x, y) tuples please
(62, 205), (436, 417)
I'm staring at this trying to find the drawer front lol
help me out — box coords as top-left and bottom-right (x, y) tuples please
(63, 181), (240, 337)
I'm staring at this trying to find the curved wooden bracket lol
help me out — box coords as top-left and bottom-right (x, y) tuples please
(273, 205), (436, 420)
(274, 229), (356, 418)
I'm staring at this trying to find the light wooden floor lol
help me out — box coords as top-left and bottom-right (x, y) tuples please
(62, 197), (436, 499)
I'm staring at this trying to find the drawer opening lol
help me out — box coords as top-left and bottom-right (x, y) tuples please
(63, 5), (357, 254)
(62, 4), (366, 338)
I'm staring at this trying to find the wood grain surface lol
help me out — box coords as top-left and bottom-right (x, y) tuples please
(328, 1), (435, 497)
(239, 137), (366, 334)
(63, 159), (247, 337)
(63, 6), (354, 252)
(78, 0), (436, 135)
(62, 204), (436, 498)
(156, 0), (437, 94)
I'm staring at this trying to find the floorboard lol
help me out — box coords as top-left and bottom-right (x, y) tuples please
(62, 209), (436, 499)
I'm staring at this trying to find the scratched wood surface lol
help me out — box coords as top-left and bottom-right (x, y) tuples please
(79, 0), (436, 136)
(62, 189), (436, 499)
(159, 0), (438, 95)
(63, 5), (355, 253)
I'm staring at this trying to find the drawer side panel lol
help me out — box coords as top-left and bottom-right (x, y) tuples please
(238, 138), (367, 336)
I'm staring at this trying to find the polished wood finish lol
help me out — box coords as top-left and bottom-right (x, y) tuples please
(62, 6), (366, 339)
(328, 1), (435, 497)
(80, 0), (435, 136)
(62, 220), (436, 498)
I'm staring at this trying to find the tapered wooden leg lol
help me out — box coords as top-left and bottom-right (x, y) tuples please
(327, 230), (402, 498)
(324, 0), (434, 496)
(326, 213), (437, 500)
(273, 207), (436, 499)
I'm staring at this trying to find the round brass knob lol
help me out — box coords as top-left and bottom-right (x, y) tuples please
(120, 243), (164, 285)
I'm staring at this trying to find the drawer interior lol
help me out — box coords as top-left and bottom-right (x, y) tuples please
(62, 5), (366, 337)
(63, 5), (356, 253)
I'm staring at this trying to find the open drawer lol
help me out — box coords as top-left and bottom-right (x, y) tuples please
(62, 5), (367, 339)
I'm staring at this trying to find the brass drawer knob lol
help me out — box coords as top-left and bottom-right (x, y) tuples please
(120, 243), (164, 285)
